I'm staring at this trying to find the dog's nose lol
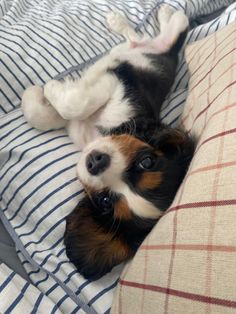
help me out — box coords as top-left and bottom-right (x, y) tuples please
(86, 150), (110, 175)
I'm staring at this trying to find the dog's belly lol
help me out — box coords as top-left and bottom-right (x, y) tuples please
(94, 91), (134, 130)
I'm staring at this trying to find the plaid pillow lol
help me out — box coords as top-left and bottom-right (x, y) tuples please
(111, 21), (236, 314)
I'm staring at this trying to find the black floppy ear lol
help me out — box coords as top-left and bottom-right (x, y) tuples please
(150, 127), (195, 160)
(64, 195), (132, 280)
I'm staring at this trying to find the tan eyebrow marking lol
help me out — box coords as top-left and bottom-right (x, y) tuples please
(138, 172), (162, 190)
(111, 134), (150, 162)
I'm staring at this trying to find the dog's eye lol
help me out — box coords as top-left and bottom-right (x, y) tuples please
(96, 195), (114, 215)
(100, 196), (113, 208)
(139, 156), (155, 170)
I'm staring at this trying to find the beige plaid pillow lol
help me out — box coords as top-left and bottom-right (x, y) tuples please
(112, 21), (236, 313)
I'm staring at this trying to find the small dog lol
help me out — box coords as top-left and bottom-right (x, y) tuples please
(22, 6), (194, 279)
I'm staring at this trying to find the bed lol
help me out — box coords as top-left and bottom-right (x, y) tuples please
(0, 0), (235, 313)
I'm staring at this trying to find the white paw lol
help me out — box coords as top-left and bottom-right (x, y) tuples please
(106, 11), (129, 33)
(44, 79), (62, 103)
(44, 79), (83, 120)
(172, 11), (189, 32)
(22, 86), (49, 112)
(21, 85), (66, 130)
(158, 5), (175, 25)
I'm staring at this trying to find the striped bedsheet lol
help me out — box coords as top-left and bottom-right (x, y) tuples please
(0, 0), (235, 313)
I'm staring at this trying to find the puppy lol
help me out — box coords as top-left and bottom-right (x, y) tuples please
(22, 6), (194, 279)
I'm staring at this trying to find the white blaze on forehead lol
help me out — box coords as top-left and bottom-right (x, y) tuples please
(77, 137), (162, 219)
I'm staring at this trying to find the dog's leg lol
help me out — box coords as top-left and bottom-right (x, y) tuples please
(42, 11), (146, 122)
(41, 12), (141, 121)
(134, 6), (188, 54)
(106, 8), (188, 54)
(150, 6), (188, 53)
(158, 4), (175, 32)
(21, 86), (66, 130)
(157, 6), (189, 49)
(106, 11), (142, 44)
(44, 60), (118, 121)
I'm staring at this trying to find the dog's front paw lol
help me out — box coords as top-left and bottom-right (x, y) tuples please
(158, 5), (175, 25)
(21, 85), (66, 130)
(44, 79), (84, 120)
(44, 80), (62, 103)
(44, 79), (71, 119)
(106, 11), (129, 33)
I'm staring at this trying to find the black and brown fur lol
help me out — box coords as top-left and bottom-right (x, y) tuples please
(64, 24), (194, 280)
(64, 126), (194, 279)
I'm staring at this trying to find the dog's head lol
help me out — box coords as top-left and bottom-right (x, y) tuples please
(64, 125), (195, 279)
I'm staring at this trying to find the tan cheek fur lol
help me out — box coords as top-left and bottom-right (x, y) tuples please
(114, 197), (132, 220)
(84, 188), (132, 221)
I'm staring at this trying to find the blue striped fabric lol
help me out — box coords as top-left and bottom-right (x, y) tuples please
(0, 0), (236, 313)
(0, 264), (64, 313)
